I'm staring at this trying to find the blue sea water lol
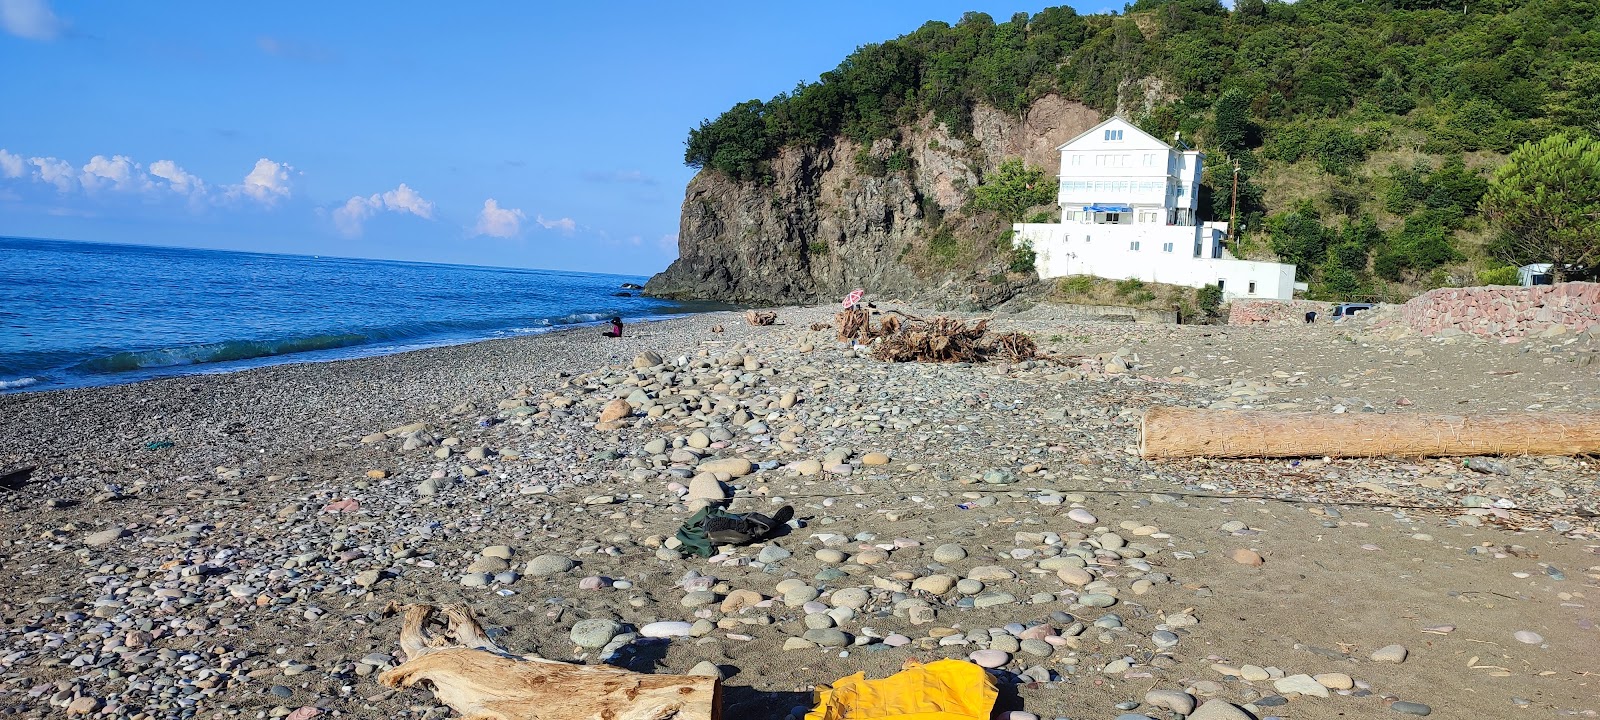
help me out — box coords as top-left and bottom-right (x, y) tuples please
(0, 237), (718, 393)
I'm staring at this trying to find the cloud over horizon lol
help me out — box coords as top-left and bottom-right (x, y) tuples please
(228, 158), (294, 205)
(332, 183), (436, 237)
(0, 147), (295, 208)
(535, 214), (576, 233)
(474, 198), (525, 238)
(0, 0), (61, 41)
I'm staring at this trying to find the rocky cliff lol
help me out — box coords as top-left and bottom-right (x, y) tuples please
(645, 95), (1102, 307)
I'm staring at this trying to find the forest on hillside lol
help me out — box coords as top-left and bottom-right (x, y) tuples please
(683, 0), (1599, 301)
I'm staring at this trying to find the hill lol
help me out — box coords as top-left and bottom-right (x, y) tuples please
(646, 0), (1600, 305)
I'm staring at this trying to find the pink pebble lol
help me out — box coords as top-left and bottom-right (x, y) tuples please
(883, 634), (910, 647)
(1018, 625), (1057, 640)
(1044, 635), (1068, 647)
(578, 576), (611, 590)
(969, 649), (1009, 668)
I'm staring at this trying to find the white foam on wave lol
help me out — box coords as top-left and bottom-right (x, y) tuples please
(0, 377), (40, 390)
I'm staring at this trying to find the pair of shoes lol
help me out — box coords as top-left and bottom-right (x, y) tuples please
(704, 505), (794, 545)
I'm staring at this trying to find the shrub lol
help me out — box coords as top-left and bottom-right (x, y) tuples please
(1196, 284), (1223, 319)
(929, 229), (961, 264)
(808, 240), (829, 256)
(1477, 266), (1519, 286)
(1058, 275), (1096, 294)
(1008, 243), (1037, 273)
(1114, 278), (1146, 295)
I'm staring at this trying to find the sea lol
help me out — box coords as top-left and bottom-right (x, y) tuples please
(0, 237), (721, 394)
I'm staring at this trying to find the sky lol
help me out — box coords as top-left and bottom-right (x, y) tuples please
(0, 0), (1095, 275)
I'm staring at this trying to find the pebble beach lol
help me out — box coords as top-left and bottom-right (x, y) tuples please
(1, 304), (1597, 720)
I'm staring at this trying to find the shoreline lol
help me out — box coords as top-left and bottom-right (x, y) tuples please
(0, 307), (732, 397)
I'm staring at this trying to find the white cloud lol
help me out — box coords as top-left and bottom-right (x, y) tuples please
(381, 183), (434, 219)
(535, 213), (576, 233)
(149, 159), (205, 195)
(0, 0), (61, 41)
(28, 156), (75, 191)
(332, 182), (435, 237)
(333, 195), (381, 237)
(229, 158), (293, 204)
(474, 198), (525, 238)
(80, 154), (149, 193)
(0, 149), (23, 178)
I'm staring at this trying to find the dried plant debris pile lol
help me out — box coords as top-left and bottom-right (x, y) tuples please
(745, 311), (777, 326)
(836, 307), (1046, 364)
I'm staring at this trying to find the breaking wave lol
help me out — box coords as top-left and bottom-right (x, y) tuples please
(73, 334), (371, 373)
(0, 377), (39, 390)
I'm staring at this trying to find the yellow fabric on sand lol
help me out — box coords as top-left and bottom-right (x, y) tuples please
(803, 658), (998, 720)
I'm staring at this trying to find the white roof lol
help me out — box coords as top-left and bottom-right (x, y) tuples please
(1056, 116), (1183, 152)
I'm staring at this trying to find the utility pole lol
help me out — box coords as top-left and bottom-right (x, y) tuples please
(1228, 159), (1240, 253)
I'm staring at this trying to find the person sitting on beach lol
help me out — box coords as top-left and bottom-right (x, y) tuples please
(602, 317), (623, 338)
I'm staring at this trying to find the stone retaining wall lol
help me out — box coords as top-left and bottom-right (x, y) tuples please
(1400, 282), (1600, 338)
(1228, 300), (1335, 325)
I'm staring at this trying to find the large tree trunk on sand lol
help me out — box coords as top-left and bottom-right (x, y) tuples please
(1139, 407), (1600, 459)
(378, 604), (720, 720)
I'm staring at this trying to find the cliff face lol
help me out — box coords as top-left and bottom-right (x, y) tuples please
(645, 95), (1101, 306)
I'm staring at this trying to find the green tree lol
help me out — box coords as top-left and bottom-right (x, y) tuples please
(973, 158), (1059, 221)
(1480, 133), (1600, 281)
(1266, 200), (1330, 277)
(1212, 88), (1255, 156)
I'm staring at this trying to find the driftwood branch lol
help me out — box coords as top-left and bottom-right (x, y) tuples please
(378, 603), (720, 720)
(1140, 407), (1600, 459)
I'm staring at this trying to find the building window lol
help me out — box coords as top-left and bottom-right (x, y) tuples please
(1162, 242), (1174, 252)
(1071, 154), (1082, 166)
(1217, 279), (1225, 292)
(1248, 281), (1257, 294)
(1104, 129), (1124, 141)
(1129, 240), (1140, 251)
(1104, 212), (1121, 224)
(1143, 153), (1155, 166)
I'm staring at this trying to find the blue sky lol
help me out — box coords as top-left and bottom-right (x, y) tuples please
(0, 1), (1093, 274)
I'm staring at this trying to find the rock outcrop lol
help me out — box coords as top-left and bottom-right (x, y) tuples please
(645, 96), (1101, 306)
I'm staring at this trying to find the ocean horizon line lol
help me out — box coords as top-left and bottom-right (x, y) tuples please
(0, 234), (666, 280)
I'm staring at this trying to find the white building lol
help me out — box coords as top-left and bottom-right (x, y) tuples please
(1012, 117), (1299, 301)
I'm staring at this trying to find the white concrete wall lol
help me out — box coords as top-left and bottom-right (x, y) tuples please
(1014, 222), (1297, 301)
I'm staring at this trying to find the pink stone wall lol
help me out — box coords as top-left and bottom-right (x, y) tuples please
(1228, 300), (1335, 325)
(1399, 282), (1600, 338)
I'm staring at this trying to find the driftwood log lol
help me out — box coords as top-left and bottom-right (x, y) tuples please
(744, 310), (777, 326)
(378, 603), (720, 720)
(1140, 407), (1600, 459)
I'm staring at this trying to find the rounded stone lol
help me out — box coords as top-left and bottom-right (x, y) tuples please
(639, 621), (693, 638)
(1371, 644), (1408, 663)
(1144, 689), (1196, 715)
(525, 554), (576, 576)
(1513, 630), (1543, 645)
(1315, 672), (1354, 690)
(932, 544), (967, 563)
(969, 649), (1009, 668)
(1057, 566), (1093, 586)
(803, 628), (849, 647)
(815, 548), (846, 563)
(1391, 701), (1432, 716)
(1066, 508), (1097, 524)
(831, 587), (870, 610)
(569, 619), (622, 648)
